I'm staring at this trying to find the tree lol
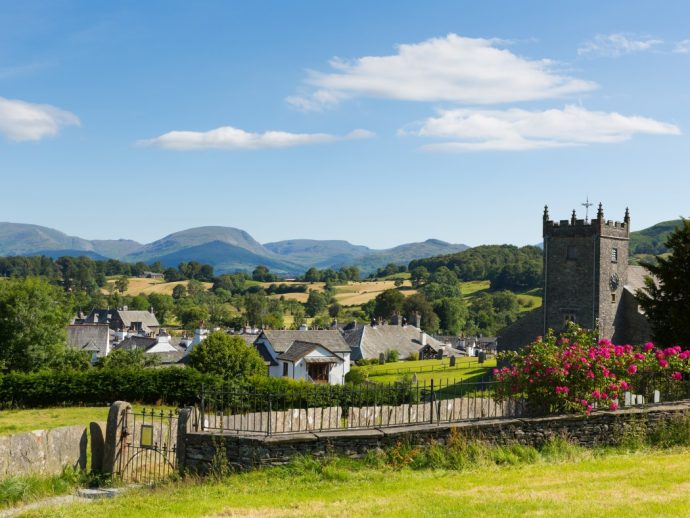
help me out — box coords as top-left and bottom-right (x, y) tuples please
(148, 293), (174, 323)
(433, 297), (468, 335)
(244, 292), (268, 327)
(303, 267), (321, 283)
(0, 277), (72, 372)
(252, 265), (276, 282)
(402, 293), (439, 334)
(305, 290), (328, 317)
(95, 348), (160, 369)
(373, 289), (405, 319)
(177, 304), (209, 329)
(637, 219), (690, 346)
(115, 275), (129, 294)
(328, 302), (342, 318)
(187, 332), (266, 380)
(172, 284), (187, 300)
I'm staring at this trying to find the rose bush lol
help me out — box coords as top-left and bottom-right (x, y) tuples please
(495, 323), (689, 415)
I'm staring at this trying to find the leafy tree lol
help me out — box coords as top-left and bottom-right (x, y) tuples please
(244, 292), (268, 327)
(252, 265), (277, 282)
(129, 294), (150, 311)
(305, 290), (328, 317)
(148, 293), (174, 323)
(402, 293), (439, 334)
(213, 273), (248, 294)
(172, 284), (187, 300)
(187, 332), (266, 380)
(115, 275), (129, 294)
(373, 289), (405, 319)
(328, 302), (342, 318)
(0, 278), (72, 372)
(433, 297), (468, 335)
(637, 218), (690, 346)
(187, 279), (206, 297)
(177, 304), (209, 329)
(95, 348), (160, 369)
(303, 267), (321, 282)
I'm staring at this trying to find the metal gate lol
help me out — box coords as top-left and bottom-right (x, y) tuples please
(116, 408), (178, 483)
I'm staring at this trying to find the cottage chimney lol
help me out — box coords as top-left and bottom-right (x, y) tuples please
(414, 312), (421, 329)
(149, 306), (155, 314)
(420, 330), (427, 346)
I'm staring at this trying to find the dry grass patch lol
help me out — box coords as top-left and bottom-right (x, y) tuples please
(102, 278), (212, 296)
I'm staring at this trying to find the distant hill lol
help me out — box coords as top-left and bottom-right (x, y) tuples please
(0, 222), (468, 275)
(630, 219), (682, 257)
(0, 223), (94, 256)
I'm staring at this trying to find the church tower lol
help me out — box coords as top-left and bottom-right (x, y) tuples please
(542, 204), (630, 340)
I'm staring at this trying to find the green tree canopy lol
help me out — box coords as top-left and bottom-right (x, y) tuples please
(0, 277), (72, 372)
(187, 332), (266, 380)
(637, 218), (690, 346)
(373, 289), (405, 320)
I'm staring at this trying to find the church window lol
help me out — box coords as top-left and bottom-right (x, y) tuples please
(611, 248), (618, 263)
(563, 313), (577, 325)
(282, 362), (289, 377)
(566, 245), (578, 260)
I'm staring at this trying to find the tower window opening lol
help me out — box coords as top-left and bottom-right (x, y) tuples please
(611, 248), (618, 263)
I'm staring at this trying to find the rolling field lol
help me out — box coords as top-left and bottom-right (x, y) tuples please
(103, 278), (212, 296)
(333, 280), (415, 306)
(20, 448), (690, 517)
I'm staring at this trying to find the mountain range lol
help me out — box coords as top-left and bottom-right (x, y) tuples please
(0, 219), (680, 275)
(0, 223), (469, 275)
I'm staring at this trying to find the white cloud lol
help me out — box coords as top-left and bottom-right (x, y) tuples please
(673, 39), (690, 54)
(140, 126), (375, 150)
(287, 33), (596, 110)
(0, 97), (80, 141)
(402, 105), (680, 151)
(578, 34), (662, 57)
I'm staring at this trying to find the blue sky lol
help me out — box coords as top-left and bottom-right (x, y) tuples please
(0, 0), (688, 248)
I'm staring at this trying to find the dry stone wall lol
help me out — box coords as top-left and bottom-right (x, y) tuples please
(182, 401), (690, 473)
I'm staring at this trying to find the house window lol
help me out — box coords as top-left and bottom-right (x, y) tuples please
(282, 362), (289, 377)
(611, 248), (618, 263)
(566, 245), (578, 260)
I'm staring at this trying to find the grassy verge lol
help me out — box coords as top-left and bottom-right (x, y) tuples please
(16, 439), (690, 517)
(0, 467), (88, 510)
(359, 357), (495, 385)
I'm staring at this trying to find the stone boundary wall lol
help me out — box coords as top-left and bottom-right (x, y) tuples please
(182, 401), (690, 473)
(0, 426), (87, 478)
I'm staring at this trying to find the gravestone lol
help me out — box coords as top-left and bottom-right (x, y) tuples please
(379, 353), (385, 365)
(449, 356), (456, 367)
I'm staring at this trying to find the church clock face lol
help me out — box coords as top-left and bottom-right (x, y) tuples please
(609, 273), (620, 291)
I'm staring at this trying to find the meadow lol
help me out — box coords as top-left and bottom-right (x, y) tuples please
(14, 446), (690, 517)
(359, 357), (495, 385)
(102, 278), (212, 297)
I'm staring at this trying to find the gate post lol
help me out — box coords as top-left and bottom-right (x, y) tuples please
(102, 401), (132, 475)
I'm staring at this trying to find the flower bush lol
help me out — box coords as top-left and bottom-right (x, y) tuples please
(495, 323), (689, 415)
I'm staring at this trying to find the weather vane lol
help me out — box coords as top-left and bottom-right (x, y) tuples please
(581, 196), (593, 223)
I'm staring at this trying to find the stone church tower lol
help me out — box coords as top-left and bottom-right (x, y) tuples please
(542, 204), (630, 341)
(497, 203), (651, 350)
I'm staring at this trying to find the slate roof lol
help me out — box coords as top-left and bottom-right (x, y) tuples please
(115, 336), (157, 351)
(114, 336), (187, 364)
(255, 341), (279, 366)
(625, 265), (654, 293)
(345, 325), (458, 361)
(117, 310), (160, 331)
(259, 330), (350, 353)
(67, 324), (110, 357)
(277, 340), (344, 362)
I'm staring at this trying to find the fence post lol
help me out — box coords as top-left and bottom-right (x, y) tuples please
(200, 383), (206, 432)
(430, 379), (435, 424)
(267, 395), (272, 436)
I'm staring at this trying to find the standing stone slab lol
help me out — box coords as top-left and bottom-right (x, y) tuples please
(90, 422), (106, 473)
(103, 401), (132, 475)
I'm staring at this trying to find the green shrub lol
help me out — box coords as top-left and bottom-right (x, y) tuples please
(385, 349), (400, 363)
(344, 367), (367, 385)
(648, 415), (690, 448)
(407, 351), (419, 362)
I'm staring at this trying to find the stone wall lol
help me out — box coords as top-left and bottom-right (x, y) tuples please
(181, 401), (690, 473)
(0, 426), (87, 478)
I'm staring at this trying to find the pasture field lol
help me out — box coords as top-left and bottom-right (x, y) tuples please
(460, 280), (490, 296)
(333, 280), (415, 306)
(102, 278), (212, 297)
(19, 448), (690, 517)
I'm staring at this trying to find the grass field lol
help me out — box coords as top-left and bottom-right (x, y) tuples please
(103, 278), (212, 297)
(0, 405), (177, 436)
(269, 280), (415, 306)
(18, 448), (690, 517)
(460, 280), (491, 296)
(359, 357), (495, 385)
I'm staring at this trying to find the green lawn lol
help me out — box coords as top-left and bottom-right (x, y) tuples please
(0, 405), (177, 436)
(460, 280), (490, 296)
(360, 357), (495, 385)
(18, 448), (690, 517)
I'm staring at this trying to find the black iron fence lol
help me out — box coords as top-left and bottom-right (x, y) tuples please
(199, 379), (525, 435)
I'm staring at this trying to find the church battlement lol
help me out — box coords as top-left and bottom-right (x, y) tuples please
(543, 204), (629, 238)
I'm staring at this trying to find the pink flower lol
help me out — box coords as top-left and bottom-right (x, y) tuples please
(581, 399), (589, 406)
(634, 353), (645, 361)
(609, 402), (618, 411)
(586, 405), (593, 415)
(659, 359), (669, 369)
(672, 371), (683, 381)
(592, 390), (601, 400)
(620, 381), (630, 390)
(628, 365), (638, 375)
(644, 342), (654, 351)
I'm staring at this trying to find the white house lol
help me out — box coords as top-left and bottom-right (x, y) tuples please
(253, 330), (351, 385)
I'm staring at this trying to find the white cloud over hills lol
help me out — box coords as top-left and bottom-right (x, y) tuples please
(402, 105), (680, 151)
(287, 33), (597, 110)
(140, 126), (374, 150)
(0, 97), (80, 141)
